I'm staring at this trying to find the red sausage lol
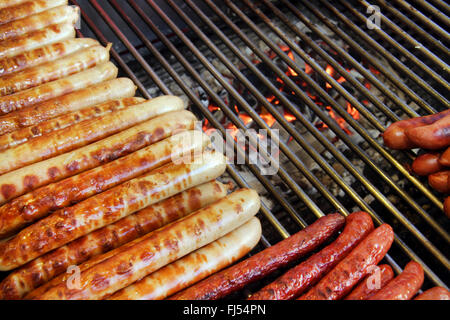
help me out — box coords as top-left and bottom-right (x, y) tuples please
(439, 147), (450, 166)
(405, 114), (450, 150)
(299, 224), (394, 300)
(414, 287), (450, 300)
(444, 196), (450, 219)
(383, 110), (450, 150)
(248, 211), (374, 300)
(411, 152), (444, 176)
(344, 264), (394, 300)
(170, 213), (346, 300)
(428, 170), (450, 193)
(369, 261), (424, 300)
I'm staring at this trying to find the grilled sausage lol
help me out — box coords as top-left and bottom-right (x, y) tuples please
(299, 224), (394, 300)
(0, 130), (209, 238)
(0, 96), (184, 175)
(0, 44), (110, 96)
(27, 188), (259, 300)
(439, 146), (450, 166)
(383, 110), (450, 150)
(0, 23), (75, 59)
(369, 261), (424, 300)
(0, 5), (78, 41)
(0, 151), (226, 271)
(0, 62), (117, 114)
(405, 114), (450, 150)
(344, 264), (394, 300)
(171, 213), (345, 300)
(0, 38), (98, 77)
(0, 110), (196, 204)
(108, 217), (261, 300)
(0, 78), (136, 135)
(249, 211), (374, 300)
(411, 152), (444, 176)
(0, 0), (68, 25)
(0, 180), (226, 300)
(414, 287), (450, 300)
(0, 97), (145, 151)
(444, 196), (450, 218)
(428, 170), (450, 193)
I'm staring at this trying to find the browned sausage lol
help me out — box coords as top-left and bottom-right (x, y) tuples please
(0, 130), (210, 238)
(248, 211), (374, 300)
(382, 110), (450, 150)
(299, 224), (394, 300)
(0, 38), (97, 77)
(0, 44), (110, 96)
(27, 188), (260, 300)
(0, 62), (118, 114)
(444, 196), (450, 218)
(414, 287), (450, 300)
(0, 5), (78, 41)
(0, 0), (30, 10)
(0, 0), (68, 25)
(344, 264), (394, 300)
(0, 180), (226, 300)
(0, 110), (196, 205)
(0, 151), (227, 271)
(0, 23), (75, 59)
(0, 97), (145, 151)
(428, 170), (450, 193)
(439, 147), (450, 166)
(411, 152), (444, 176)
(0, 78), (136, 136)
(170, 213), (345, 300)
(0, 96), (184, 175)
(369, 261), (424, 300)
(405, 114), (450, 150)
(108, 217), (261, 300)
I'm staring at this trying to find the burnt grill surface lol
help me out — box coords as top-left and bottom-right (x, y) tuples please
(72, 0), (449, 293)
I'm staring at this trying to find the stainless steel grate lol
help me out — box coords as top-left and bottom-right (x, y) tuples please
(71, 0), (449, 290)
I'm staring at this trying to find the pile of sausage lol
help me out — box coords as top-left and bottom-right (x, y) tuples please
(383, 110), (450, 217)
(0, 0), (265, 300)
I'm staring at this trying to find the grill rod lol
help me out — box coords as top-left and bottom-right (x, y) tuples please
(338, 0), (450, 96)
(318, 0), (449, 107)
(73, 0), (446, 286)
(408, 0), (450, 28)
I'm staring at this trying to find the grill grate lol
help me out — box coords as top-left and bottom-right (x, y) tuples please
(72, 0), (449, 290)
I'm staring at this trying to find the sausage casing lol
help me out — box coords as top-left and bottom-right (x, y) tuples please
(0, 180), (225, 300)
(0, 62), (118, 114)
(414, 287), (450, 300)
(0, 97), (145, 151)
(299, 224), (394, 300)
(0, 151), (226, 271)
(0, 23), (75, 59)
(0, 78), (137, 135)
(0, 0), (68, 25)
(171, 213), (345, 300)
(369, 261), (424, 300)
(249, 211), (374, 300)
(0, 96), (185, 175)
(405, 114), (450, 150)
(108, 217), (261, 300)
(28, 188), (260, 300)
(0, 110), (196, 204)
(411, 152), (444, 176)
(344, 264), (394, 300)
(0, 44), (110, 96)
(428, 170), (450, 194)
(0, 130), (209, 238)
(0, 38), (97, 77)
(0, 5), (79, 41)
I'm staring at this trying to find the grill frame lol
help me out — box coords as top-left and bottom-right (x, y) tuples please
(71, 0), (449, 290)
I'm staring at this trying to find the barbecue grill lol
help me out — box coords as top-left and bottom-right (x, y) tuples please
(70, 0), (449, 293)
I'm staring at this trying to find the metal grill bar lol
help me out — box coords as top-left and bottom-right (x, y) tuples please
(72, 0), (449, 289)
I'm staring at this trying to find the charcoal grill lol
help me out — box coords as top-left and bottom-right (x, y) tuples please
(71, 0), (449, 292)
